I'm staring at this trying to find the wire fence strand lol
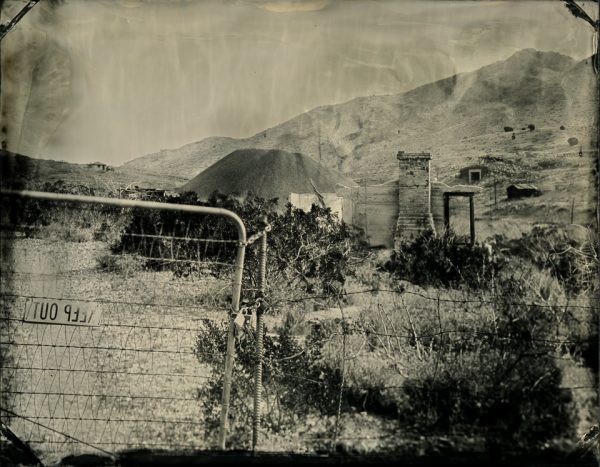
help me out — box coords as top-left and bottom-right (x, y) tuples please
(0, 194), (248, 462)
(1, 192), (596, 461)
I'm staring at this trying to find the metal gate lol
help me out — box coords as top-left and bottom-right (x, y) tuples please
(0, 190), (247, 464)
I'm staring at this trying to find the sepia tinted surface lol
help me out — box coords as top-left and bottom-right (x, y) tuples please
(0, 0), (597, 465)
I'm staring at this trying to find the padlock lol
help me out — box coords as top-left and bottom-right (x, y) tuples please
(233, 312), (245, 330)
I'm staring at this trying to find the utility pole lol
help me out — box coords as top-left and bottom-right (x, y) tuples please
(317, 120), (322, 164)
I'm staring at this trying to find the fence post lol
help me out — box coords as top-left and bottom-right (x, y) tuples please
(252, 217), (268, 452)
(218, 240), (246, 450)
(493, 176), (497, 210)
(330, 295), (347, 454)
(570, 198), (575, 224)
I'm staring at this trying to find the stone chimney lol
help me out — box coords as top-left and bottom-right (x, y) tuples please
(395, 151), (436, 249)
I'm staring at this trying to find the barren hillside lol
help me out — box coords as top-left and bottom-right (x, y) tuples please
(125, 49), (597, 184)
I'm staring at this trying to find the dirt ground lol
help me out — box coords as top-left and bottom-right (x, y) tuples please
(1, 236), (597, 465)
(1, 237), (228, 465)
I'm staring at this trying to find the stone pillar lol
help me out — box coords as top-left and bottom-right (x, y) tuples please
(395, 151), (436, 249)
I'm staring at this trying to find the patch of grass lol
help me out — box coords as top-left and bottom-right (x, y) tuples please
(96, 253), (146, 276)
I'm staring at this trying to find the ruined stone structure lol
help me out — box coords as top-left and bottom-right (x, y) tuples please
(395, 151), (436, 246)
(458, 164), (489, 184)
(291, 149), (480, 249)
(288, 192), (344, 218)
(335, 179), (399, 248)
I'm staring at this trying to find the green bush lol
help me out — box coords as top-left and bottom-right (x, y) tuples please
(497, 225), (598, 295)
(2, 181), (129, 242)
(351, 276), (576, 452)
(115, 191), (361, 310)
(399, 277), (575, 450)
(194, 319), (343, 448)
(387, 230), (502, 289)
(262, 203), (357, 305)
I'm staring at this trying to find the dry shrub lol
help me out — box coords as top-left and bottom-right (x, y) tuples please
(340, 276), (577, 452)
(388, 230), (500, 290)
(194, 319), (344, 449)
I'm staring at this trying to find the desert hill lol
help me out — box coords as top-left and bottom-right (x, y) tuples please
(124, 49), (597, 184)
(0, 150), (187, 192)
(180, 149), (358, 204)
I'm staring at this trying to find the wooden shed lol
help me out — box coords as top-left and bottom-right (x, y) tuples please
(506, 184), (542, 199)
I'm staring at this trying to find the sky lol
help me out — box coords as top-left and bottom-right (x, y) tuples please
(1, 0), (597, 165)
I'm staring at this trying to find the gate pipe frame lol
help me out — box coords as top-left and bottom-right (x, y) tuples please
(0, 189), (246, 451)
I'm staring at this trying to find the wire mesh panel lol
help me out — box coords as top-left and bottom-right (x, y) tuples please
(0, 191), (246, 464)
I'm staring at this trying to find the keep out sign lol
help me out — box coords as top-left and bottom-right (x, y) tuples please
(23, 299), (102, 326)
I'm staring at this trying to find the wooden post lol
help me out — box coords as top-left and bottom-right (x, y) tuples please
(570, 198), (575, 224)
(469, 195), (475, 245)
(363, 184), (368, 241)
(489, 184), (493, 221)
(443, 193), (450, 234)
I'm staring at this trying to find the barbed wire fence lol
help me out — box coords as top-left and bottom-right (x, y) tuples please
(1, 190), (596, 461)
(0, 190), (256, 464)
(245, 278), (597, 454)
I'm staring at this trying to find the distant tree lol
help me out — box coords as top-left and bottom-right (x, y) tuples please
(568, 137), (579, 146)
(511, 132), (516, 140)
(528, 124), (535, 131)
(504, 126), (514, 132)
(560, 125), (566, 130)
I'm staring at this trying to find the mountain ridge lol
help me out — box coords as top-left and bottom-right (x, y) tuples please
(124, 49), (597, 183)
